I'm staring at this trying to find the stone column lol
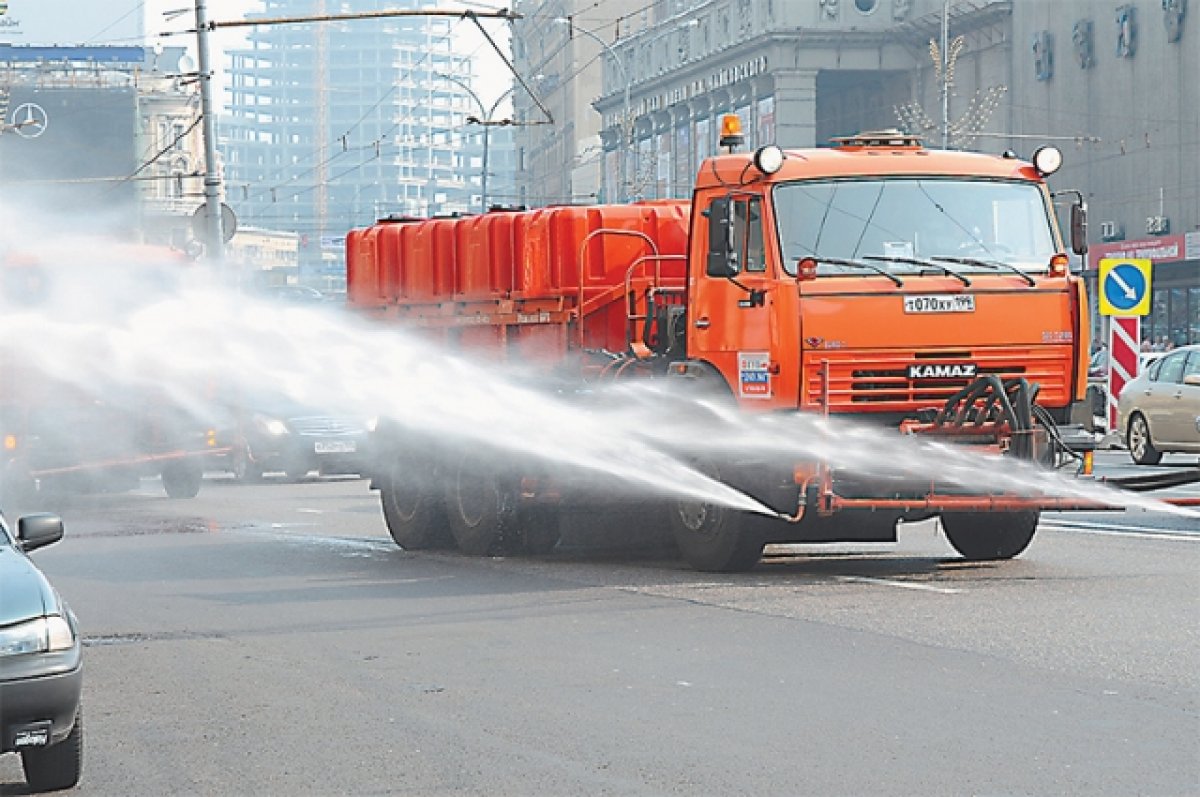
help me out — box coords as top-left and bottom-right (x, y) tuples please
(771, 68), (818, 148)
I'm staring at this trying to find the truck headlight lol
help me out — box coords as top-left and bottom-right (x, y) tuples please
(0, 616), (76, 657)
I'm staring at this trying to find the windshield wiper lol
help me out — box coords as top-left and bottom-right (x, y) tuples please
(931, 255), (1036, 287)
(863, 255), (971, 287)
(807, 256), (904, 287)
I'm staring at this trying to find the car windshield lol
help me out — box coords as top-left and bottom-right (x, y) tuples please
(773, 178), (1059, 276)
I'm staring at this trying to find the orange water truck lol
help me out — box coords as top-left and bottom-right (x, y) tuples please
(348, 121), (1199, 571)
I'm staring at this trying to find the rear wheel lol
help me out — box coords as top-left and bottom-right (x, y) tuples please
(443, 455), (512, 556)
(1126, 413), (1162, 465)
(940, 510), (1039, 560)
(22, 704), (82, 792)
(161, 459), (202, 498)
(379, 455), (449, 550)
(519, 506), (562, 555)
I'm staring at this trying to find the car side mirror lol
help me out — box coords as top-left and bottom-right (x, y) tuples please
(18, 513), (64, 553)
(1183, 374), (1200, 387)
(705, 198), (739, 278)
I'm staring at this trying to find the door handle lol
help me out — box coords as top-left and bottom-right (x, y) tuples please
(694, 317), (710, 329)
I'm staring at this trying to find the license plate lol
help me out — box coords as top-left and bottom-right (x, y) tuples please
(13, 728), (49, 748)
(315, 440), (356, 454)
(903, 294), (975, 314)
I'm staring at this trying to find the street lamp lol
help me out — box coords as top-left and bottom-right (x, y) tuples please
(552, 17), (632, 203)
(438, 73), (514, 212)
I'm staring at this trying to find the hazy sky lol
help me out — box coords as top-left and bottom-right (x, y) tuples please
(143, 0), (512, 109)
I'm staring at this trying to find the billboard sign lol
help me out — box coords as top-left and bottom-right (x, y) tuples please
(0, 0), (142, 46)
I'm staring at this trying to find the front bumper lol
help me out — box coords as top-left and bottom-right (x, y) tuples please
(0, 646), (83, 752)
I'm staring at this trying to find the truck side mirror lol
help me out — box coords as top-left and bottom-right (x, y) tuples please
(705, 198), (739, 278)
(1070, 203), (1088, 256)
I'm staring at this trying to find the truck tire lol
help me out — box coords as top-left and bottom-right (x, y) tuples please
(443, 455), (512, 556)
(22, 703), (82, 792)
(379, 456), (449, 550)
(939, 510), (1039, 560)
(667, 460), (764, 572)
(1126, 413), (1162, 466)
(161, 459), (202, 498)
(670, 497), (765, 572)
(519, 506), (561, 555)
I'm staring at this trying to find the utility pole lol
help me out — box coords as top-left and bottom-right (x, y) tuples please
(189, 6), (523, 262)
(194, 0), (224, 262)
(940, 0), (950, 150)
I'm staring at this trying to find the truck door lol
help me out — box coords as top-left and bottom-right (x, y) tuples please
(689, 194), (779, 404)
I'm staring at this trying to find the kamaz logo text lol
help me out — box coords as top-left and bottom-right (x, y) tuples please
(907, 363), (977, 379)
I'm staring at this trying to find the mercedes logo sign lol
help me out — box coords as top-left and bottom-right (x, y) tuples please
(10, 102), (49, 139)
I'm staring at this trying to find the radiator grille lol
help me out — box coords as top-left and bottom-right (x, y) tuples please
(805, 349), (1071, 411)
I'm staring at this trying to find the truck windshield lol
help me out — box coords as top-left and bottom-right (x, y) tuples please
(773, 178), (1058, 277)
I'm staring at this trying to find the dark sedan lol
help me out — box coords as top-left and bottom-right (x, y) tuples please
(213, 396), (371, 481)
(0, 511), (83, 792)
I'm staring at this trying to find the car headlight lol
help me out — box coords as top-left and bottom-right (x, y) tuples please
(0, 615), (76, 657)
(254, 415), (290, 436)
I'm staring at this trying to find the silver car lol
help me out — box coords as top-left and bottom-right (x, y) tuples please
(1117, 344), (1200, 464)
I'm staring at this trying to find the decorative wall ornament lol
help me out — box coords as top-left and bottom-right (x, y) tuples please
(1032, 31), (1054, 80)
(1163, 0), (1187, 43)
(1072, 19), (1095, 68)
(819, 0), (840, 20)
(1116, 4), (1138, 57)
(892, 0), (912, 21)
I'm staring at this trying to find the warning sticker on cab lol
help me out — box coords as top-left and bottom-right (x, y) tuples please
(738, 351), (772, 399)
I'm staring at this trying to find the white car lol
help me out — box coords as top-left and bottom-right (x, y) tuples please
(1116, 344), (1200, 464)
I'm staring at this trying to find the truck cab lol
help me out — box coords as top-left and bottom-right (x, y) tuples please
(680, 129), (1090, 428)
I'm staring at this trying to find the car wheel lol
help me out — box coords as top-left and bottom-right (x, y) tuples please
(161, 459), (202, 498)
(22, 703), (83, 792)
(231, 444), (264, 482)
(1126, 413), (1162, 465)
(939, 511), (1039, 561)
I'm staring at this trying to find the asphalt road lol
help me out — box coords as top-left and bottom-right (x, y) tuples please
(2, 456), (1197, 796)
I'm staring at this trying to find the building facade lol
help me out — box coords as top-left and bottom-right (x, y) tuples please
(222, 0), (493, 289)
(511, 0), (646, 207)
(517, 0), (1196, 345)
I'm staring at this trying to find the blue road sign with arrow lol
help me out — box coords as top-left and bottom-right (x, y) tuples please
(1098, 258), (1152, 316)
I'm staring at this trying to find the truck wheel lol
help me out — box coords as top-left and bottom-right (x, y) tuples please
(161, 460), (202, 498)
(670, 496), (765, 572)
(939, 510), (1039, 560)
(668, 460), (764, 572)
(379, 457), (448, 550)
(443, 455), (512, 556)
(520, 507), (561, 555)
(22, 703), (83, 792)
(1126, 413), (1162, 465)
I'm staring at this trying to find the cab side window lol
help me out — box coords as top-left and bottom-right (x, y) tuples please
(731, 197), (766, 273)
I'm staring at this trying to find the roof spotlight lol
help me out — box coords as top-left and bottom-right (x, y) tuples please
(1031, 145), (1063, 176)
(752, 145), (785, 175)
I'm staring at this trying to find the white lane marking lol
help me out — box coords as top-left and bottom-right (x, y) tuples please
(837, 576), (963, 594)
(1040, 521), (1200, 543)
(296, 508), (323, 514)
